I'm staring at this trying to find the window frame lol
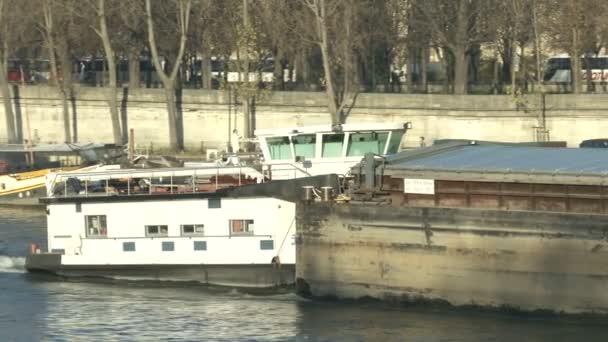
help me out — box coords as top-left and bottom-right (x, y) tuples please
(266, 136), (294, 160)
(229, 219), (255, 236)
(181, 224), (205, 236)
(345, 131), (390, 157)
(292, 134), (317, 159)
(321, 133), (346, 158)
(145, 225), (169, 237)
(85, 215), (107, 238)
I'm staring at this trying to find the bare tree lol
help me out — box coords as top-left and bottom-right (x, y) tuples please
(38, 0), (89, 143)
(86, 0), (122, 144)
(117, 0), (146, 90)
(145, 0), (191, 151)
(542, 0), (606, 93)
(300, 0), (361, 128)
(415, 0), (495, 94)
(0, 0), (16, 143)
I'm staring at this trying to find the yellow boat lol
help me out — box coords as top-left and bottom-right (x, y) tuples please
(0, 143), (123, 206)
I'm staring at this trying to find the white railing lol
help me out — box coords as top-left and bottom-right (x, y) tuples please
(47, 165), (265, 198)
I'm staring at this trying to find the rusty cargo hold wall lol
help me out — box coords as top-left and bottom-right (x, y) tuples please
(383, 178), (608, 214)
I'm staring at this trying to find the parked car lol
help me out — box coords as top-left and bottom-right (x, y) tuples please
(579, 139), (608, 148)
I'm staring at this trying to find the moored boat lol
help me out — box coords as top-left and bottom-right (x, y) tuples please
(26, 123), (412, 288)
(0, 143), (123, 206)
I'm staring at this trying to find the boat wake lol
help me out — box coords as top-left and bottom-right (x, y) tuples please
(0, 255), (26, 273)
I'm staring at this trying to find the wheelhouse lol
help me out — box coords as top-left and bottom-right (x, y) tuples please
(255, 123), (411, 178)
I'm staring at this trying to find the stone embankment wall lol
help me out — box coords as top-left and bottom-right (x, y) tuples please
(1, 85), (608, 151)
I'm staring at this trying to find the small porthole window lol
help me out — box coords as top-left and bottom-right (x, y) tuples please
(260, 240), (274, 250)
(208, 198), (221, 209)
(194, 241), (207, 251)
(123, 242), (135, 252)
(162, 241), (175, 252)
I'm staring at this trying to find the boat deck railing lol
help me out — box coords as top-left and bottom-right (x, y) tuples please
(46, 165), (265, 198)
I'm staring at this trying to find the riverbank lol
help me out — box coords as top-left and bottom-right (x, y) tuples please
(2, 86), (608, 151)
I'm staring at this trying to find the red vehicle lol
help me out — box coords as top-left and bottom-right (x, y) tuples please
(6, 59), (28, 83)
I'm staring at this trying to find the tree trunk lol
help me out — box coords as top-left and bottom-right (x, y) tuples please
(453, 46), (468, 95)
(453, 0), (468, 95)
(42, 0), (59, 87)
(493, 52), (500, 94)
(128, 49), (140, 89)
(572, 27), (581, 94)
(0, 61), (16, 143)
(319, 38), (339, 127)
(406, 49), (414, 93)
(511, 43), (517, 93)
(164, 87), (179, 151)
(106, 70), (121, 145)
(97, 0), (122, 145)
(201, 48), (212, 89)
(532, 0), (543, 87)
(58, 39), (72, 143)
(273, 47), (284, 91)
(420, 48), (428, 93)
(145, 0), (191, 151)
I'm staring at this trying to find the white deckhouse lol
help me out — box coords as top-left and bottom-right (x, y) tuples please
(26, 123), (410, 288)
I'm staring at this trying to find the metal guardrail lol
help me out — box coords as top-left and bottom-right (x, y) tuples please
(48, 166), (265, 198)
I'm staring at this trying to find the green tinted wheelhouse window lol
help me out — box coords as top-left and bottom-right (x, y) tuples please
(292, 134), (316, 159)
(346, 132), (389, 157)
(386, 130), (404, 154)
(266, 136), (293, 160)
(321, 134), (345, 157)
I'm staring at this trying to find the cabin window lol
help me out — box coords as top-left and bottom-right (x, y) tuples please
(194, 241), (207, 251)
(260, 240), (274, 250)
(162, 241), (175, 251)
(146, 225), (168, 237)
(293, 134), (316, 159)
(346, 132), (389, 157)
(85, 215), (107, 238)
(386, 130), (404, 154)
(0, 183), (5, 190)
(123, 242), (136, 252)
(229, 219), (254, 235)
(75, 203), (81, 213)
(322, 134), (345, 157)
(266, 136), (293, 160)
(181, 224), (205, 236)
(208, 198), (221, 209)
(51, 249), (65, 254)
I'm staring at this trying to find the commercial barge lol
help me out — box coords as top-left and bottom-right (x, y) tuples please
(296, 141), (608, 314)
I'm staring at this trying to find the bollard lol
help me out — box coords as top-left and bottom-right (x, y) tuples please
(321, 186), (333, 202)
(302, 186), (314, 202)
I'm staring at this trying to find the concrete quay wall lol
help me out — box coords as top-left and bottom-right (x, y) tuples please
(1, 86), (608, 150)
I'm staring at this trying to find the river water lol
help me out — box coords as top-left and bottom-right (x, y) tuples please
(1, 206), (607, 341)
